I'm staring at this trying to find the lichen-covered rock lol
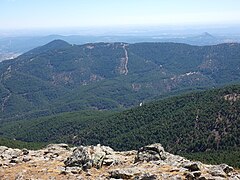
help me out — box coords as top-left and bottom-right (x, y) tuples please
(103, 154), (121, 166)
(164, 152), (188, 167)
(64, 144), (106, 170)
(64, 146), (92, 167)
(134, 143), (167, 163)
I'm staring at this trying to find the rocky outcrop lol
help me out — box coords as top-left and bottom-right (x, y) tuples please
(0, 143), (240, 179)
(134, 143), (167, 163)
(64, 144), (107, 170)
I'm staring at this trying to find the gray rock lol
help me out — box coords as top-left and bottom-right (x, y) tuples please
(150, 160), (167, 166)
(219, 164), (234, 174)
(163, 152), (189, 167)
(103, 153), (123, 166)
(22, 148), (29, 155)
(198, 176), (207, 180)
(92, 145), (106, 169)
(47, 143), (69, 150)
(134, 143), (166, 163)
(229, 175), (240, 180)
(121, 150), (137, 156)
(161, 174), (183, 179)
(179, 167), (189, 173)
(60, 166), (82, 174)
(59, 166), (67, 174)
(205, 177), (225, 180)
(67, 166), (82, 174)
(109, 168), (142, 179)
(208, 164), (233, 178)
(135, 173), (158, 180)
(64, 144), (106, 170)
(64, 146), (92, 167)
(103, 157), (120, 166)
(43, 144), (69, 158)
(193, 171), (201, 177)
(10, 157), (21, 164)
(100, 145), (114, 155)
(22, 156), (31, 162)
(0, 146), (8, 154)
(1, 143), (239, 180)
(170, 175), (182, 180)
(183, 162), (201, 172)
(0, 147), (22, 162)
(209, 170), (226, 178)
(184, 172), (194, 180)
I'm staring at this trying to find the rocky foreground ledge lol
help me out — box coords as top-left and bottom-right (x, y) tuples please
(0, 143), (239, 180)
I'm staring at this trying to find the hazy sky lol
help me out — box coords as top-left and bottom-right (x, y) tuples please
(1, 0), (240, 30)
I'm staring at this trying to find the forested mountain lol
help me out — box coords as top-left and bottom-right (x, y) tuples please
(0, 85), (239, 166)
(0, 40), (240, 121)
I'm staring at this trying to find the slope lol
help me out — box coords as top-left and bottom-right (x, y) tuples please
(1, 85), (239, 152)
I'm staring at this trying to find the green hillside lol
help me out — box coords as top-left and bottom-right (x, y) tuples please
(0, 41), (240, 121)
(1, 85), (239, 153)
(0, 137), (46, 150)
(1, 85), (239, 166)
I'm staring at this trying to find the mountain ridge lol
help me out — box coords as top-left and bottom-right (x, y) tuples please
(1, 32), (240, 59)
(0, 41), (240, 121)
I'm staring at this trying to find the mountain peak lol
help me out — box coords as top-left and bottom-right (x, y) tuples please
(201, 32), (214, 38)
(26, 39), (71, 55)
(44, 39), (71, 49)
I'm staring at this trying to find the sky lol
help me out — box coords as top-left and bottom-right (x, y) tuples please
(1, 0), (240, 30)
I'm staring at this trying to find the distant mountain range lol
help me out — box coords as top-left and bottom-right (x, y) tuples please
(1, 32), (240, 61)
(0, 40), (240, 121)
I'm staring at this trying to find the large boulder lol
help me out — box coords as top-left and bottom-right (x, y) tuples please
(183, 162), (201, 172)
(0, 146), (22, 161)
(64, 144), (106, 170)
(0, 146), (23, 166)
(134, 143), (167, 163)
(208, 164), (234, 178)
(0, 146), (8, 154)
